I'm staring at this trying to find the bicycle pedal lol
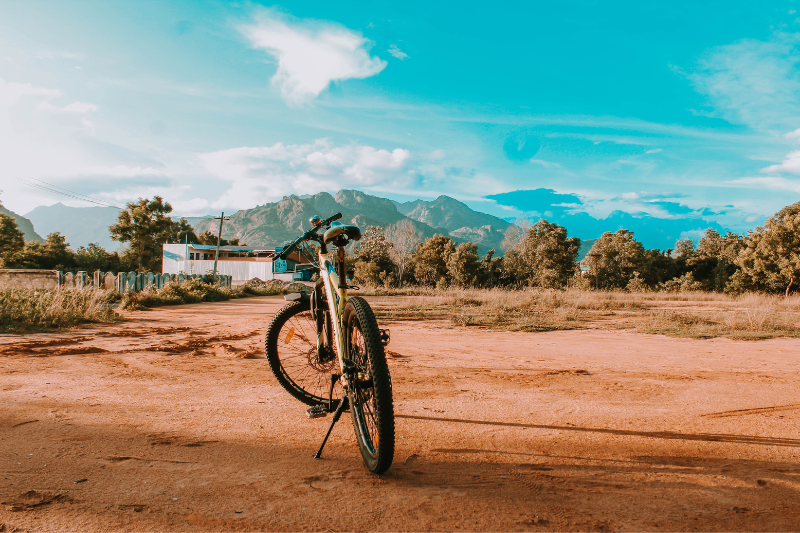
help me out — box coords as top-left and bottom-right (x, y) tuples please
(379, 328), (390, 346)
(306, 405), (328, 419)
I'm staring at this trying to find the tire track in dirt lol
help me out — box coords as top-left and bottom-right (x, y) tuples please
(701, 403), (800, 418)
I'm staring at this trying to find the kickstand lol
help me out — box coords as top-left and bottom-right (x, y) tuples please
(314, 395), (348, 459)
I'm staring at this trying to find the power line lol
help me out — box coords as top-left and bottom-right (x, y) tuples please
(15, 175), (124, 209)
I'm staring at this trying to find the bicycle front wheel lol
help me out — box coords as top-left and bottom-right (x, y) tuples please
(265, 301), (339, 406)
(344, 296), (394, 474)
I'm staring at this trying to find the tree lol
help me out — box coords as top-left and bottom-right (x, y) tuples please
(0, 213), (25, 267)
(502, 219), (580, 288)
(693, 229), (742, 291)
(587, 230), (644, 289)
(196, 229), (240, 246)
(110, 196), (178, 272)
(411, 234), (455, 286)
(501, 217), (533, 252)
(447, 242), (481, 287)
(730, 202), (800, 295)
(386, 219), (422, 285)
(639, 248), (677, 287)
(352, 226), (397, 286)
(74, 243), (123, 272)
(478, 249), (503, 287)
(15, 232), (76, 271)
(174, 218), (198, 244)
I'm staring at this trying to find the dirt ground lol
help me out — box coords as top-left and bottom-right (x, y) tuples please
(2, 295), (800, 532)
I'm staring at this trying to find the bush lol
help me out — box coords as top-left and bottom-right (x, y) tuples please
(119, 278), (289, 310)
(0, 286), (118, 332)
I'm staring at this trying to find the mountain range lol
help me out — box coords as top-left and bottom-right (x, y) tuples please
(193, 190), (510, 255)
(25, 203), (120, 251)
(6, 188), (734, 259)
(1, 204), (42, 243)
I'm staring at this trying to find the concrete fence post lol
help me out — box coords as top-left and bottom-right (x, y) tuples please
(126, 272), (136, 292)
(146, 272), (155, 289)
(76, 271), (87, 289)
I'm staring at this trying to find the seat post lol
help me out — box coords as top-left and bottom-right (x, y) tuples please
(338, 246), (347, 288)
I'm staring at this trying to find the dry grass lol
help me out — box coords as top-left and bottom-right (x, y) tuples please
(0, 285), (119, 333)
(120, 278), (292, 310)
(363, 286), (800, 339)
(632, 293), (800, 340)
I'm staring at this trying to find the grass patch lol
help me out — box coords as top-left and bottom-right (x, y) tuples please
(364, 287), (800, 339)
(0, 286), (119, 333)
(628, 293), (800, 340)
(119, 279), (299, 310)
(368, 288), (595, 332)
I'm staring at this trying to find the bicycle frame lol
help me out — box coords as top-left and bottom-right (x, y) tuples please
(316, 246), (349, 381)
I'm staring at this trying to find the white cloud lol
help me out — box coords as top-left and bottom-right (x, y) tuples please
(36, 101), (98, 113)
(429, 149), (446, 160)
(731, 176), (800, 193)
(199, 139), (414, 209)
(689, 33), (800, 131)
(761, 149), (800, 174)
(240, 11), (387, 106)
(388, 44), (408, 60)
(645, 148), (662, 153)
(0, 78), (60, 106)
(530, 159), (561, 168)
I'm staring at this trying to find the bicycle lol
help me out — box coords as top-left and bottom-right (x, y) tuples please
(264, 213), (395, 474)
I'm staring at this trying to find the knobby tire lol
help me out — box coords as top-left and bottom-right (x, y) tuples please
(344, 296), (395, 474)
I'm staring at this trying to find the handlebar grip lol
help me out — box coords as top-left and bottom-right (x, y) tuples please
(323, 212), (342, 225)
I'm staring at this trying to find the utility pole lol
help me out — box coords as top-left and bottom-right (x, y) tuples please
(212, 212), (230, 280)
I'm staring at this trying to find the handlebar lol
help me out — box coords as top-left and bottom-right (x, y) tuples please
(276, 212), (342, 260)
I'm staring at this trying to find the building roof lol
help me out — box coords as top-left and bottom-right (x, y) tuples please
(188, 244), (276, 252)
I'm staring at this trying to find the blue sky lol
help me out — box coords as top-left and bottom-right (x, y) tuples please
(2, 0), (800, 244)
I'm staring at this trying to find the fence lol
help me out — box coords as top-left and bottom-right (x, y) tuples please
(0, 269), (232, 293)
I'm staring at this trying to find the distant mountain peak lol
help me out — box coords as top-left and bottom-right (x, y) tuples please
(192, 189), (510, 255)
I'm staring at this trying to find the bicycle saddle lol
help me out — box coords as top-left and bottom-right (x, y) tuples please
(323, 221), (362, 244)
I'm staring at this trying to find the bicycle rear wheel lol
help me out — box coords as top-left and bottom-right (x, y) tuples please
(344, 296), (394, 474)
(265, 301), (339, 406)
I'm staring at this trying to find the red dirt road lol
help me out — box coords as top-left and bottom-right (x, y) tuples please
(2, 296), (800, 531)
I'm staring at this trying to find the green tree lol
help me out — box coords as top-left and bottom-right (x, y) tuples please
(587, 230), (644, 289)
(110, 196), (178, 272)
(730, 202), (800, 295)
(173, 218), (199, 244)
(502, 219), (580, 288)
(693, 229), (742, 291)
(639, 248), (677, 287)
(74, 243), (122, 272)
(447, 242), (481, 287)
(478, 249), (502, 287)
(352, 226), (397, 286)
(15, 232), (76, 271)
(411, 234), (455, 286)
(0, 213), (25, 267)
(196, 230), (240, 246)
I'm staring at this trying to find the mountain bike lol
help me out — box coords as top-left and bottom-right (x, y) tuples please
(264, 213), (394, 474)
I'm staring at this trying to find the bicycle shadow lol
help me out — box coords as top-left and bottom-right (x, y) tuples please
(396, 414), (800, 447)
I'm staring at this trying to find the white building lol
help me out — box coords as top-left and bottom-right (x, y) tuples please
(161, 243), (313, 282)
